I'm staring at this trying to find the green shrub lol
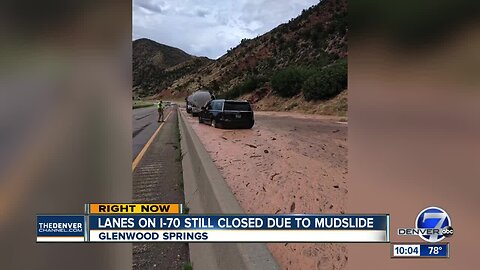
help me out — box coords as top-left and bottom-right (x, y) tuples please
(271, 67), (313, 97)
(302, 60), (347, 101)
(222, 76), (267, 99)
(182, 262), (193, 270)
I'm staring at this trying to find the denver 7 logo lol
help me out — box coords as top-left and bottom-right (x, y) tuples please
(415, 207), (452, 243)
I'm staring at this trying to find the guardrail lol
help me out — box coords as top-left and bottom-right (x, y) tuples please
(178, 109), (280, 270)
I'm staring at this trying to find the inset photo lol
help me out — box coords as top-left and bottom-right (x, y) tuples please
(132, 0), (347, 269)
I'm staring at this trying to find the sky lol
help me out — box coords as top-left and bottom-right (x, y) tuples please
(133, 0), (319, 59)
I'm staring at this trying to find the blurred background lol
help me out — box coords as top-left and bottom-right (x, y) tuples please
(348, 0), (479, 269)
(0, 0), (132, 269)
(0, 0), (479, 269)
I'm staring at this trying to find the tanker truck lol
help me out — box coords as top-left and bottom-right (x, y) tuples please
(186, 90), (213, 116)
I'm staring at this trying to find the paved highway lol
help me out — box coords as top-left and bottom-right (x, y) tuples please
(131, 104), (189, 269)
(132, 105), (170, 160)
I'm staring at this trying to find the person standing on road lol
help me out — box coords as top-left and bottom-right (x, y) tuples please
(155, 100), (164, 122)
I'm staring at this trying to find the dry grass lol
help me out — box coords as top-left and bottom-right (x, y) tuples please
(246, 89), (347, 117)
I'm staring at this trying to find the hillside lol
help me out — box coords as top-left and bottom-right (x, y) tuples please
(132, 38), (212, 97)
(134, 0), (348, 115)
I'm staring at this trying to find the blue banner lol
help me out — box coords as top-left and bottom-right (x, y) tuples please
(89, 214), (388, 230)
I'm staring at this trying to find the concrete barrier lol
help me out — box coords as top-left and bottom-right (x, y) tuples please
(178, 110), (280, 270)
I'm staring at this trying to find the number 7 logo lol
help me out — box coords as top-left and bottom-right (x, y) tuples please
(416, 207), (451, 243)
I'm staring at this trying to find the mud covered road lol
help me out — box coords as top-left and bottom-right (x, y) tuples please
(182, 109), (348, 270)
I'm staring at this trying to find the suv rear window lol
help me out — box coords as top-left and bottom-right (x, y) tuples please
(223, 102), (252, 111)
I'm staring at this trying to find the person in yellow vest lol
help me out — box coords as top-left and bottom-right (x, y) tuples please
(155, 100), (164, 122)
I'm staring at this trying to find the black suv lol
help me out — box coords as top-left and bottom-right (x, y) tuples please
(198, 100), (254, 129)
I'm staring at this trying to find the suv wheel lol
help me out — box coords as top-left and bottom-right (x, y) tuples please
(198, 116), (203, 123)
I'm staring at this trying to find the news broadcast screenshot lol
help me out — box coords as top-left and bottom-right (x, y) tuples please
(1, 0), (477, 269)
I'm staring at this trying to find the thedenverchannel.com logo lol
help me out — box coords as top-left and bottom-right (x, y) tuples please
(397, 207), (454, 243)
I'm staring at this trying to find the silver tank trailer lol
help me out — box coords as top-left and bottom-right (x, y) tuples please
(187, 90), (212, 115)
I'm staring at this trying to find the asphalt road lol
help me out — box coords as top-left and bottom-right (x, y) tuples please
(132, 105), (190, 269)
(132, 106), (165, 160)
